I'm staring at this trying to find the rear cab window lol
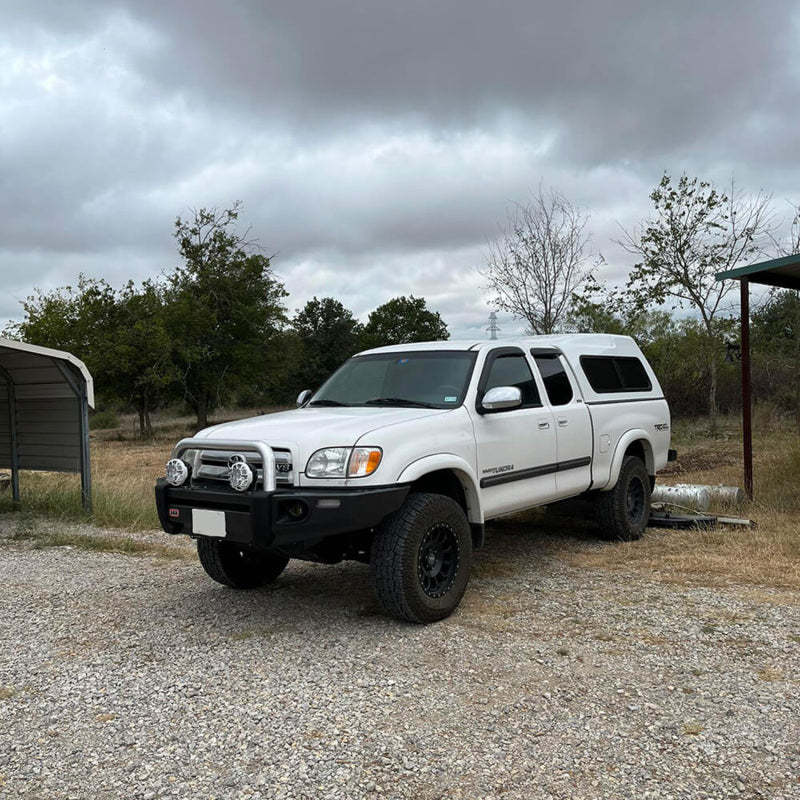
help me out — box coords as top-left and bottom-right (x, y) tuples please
(532, 353), (574, 406)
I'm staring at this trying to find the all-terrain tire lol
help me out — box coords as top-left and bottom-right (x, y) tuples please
(197, 538), (289, 589)
(370, 492), (472, 624)
(595, 455), (651, 541)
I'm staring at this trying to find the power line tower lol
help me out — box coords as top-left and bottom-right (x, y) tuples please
(486, 311), (500, 340)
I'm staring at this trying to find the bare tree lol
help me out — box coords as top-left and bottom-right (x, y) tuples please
(618, 173), (774, 420)
(481, 188), (595, 334)
(770, 201), (800, 256)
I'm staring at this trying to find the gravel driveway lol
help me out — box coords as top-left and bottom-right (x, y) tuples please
(0, 515), (798, 800)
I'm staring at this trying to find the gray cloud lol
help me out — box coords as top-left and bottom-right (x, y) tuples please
(1, 1), (799, 338)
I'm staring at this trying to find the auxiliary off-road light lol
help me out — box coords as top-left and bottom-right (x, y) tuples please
(229, 460), (255, 492)
(165, 458), (191, 486)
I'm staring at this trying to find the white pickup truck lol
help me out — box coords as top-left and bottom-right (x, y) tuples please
(156, 334), (673, 623)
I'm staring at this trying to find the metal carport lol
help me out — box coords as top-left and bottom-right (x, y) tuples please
(716, 253), (800, 500)
(0, 338), (95, 511)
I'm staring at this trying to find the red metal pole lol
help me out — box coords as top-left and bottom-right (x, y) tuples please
(740, 278), (753, 499)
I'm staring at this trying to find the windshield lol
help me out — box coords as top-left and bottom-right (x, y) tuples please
(310, 350), (477, 409)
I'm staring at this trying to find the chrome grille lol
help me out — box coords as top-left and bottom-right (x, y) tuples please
(193, 448), (293, 489)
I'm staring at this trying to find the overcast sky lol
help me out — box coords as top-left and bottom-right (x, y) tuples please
(2, 0), (799, 340)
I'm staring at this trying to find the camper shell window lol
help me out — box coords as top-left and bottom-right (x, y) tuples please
(579, 356), (652, 393)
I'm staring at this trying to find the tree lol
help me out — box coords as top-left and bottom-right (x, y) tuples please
(481, 187), (596, 334)
(7, 276), (178, 438)
(752, 289), (800, 424)
(108, 281), (176, 439)
(361, 296), (448, 349)
(8, 276), (117, 363)
(167, 203), (288, 430)
(618, 173), (773, 419)
(292, 297), (363, 391)
(770, 202), (800, 256)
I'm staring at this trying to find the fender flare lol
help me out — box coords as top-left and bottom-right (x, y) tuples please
(596, 429), (655, 492)
(396, 454), (483, 524)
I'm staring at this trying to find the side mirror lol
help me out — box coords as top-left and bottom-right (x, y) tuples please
(481, 386), (522, 412)
(296, 389), (313, 408)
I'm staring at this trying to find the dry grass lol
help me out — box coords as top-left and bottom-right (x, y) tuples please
(0, 406), (278, 530)
(1, 409), (799, 592)
(559, 414), (800, 591)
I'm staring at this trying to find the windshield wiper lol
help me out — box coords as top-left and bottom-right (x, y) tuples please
(308, 399), (350, 407)
(364, 397), (439, 409)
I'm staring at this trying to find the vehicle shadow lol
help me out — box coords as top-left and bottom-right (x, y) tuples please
(146, 508), (610, 631)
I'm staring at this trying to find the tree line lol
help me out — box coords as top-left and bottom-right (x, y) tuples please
(482, 173), (800, 422)
(5, 173), (799, 434)
(4, 204), (447, 434)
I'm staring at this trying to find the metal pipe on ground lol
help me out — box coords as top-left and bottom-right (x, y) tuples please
(652, 484), (745, 511)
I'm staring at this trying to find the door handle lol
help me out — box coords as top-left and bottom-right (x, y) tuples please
(537, 419), (550, 430)
(558, 418), (568, 427)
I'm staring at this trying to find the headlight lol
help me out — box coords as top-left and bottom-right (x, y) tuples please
(305, 447), (383, 478)
(165, 458), (191, 486)
(306, 448), (350, 478)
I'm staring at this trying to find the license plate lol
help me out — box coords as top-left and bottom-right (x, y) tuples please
(192, 509), (226, 537)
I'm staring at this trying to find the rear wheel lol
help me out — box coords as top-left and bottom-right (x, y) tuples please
(197, 539), (289, 589)
(370, 492), (472, 623)
(596, 455), (651, 541)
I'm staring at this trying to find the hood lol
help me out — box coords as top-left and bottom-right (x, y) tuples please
(196, 406), (450, 460)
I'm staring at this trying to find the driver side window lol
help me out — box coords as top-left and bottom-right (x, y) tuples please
(482, 352), (541, 408)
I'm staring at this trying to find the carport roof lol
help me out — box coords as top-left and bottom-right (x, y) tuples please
(716, 253), (800, 290)
(0, 338), (95, 408)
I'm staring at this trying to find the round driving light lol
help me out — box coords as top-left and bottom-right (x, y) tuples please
(165, 458), (190, 486)
(229, 460), (254, 492)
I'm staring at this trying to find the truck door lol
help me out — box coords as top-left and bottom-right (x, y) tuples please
(532, 351), (593, 499)
(472, 347), (557, 518)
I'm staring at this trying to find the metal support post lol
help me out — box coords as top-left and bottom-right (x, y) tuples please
(53, 360), (92, 513)
(78, 382), (92, 513)
(740, 279), (753, 499)
(0, 367), (20, 507)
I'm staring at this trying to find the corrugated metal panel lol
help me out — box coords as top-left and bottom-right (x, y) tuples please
(9, 366), (67, 385)
(0, 339), (93, 508)
(19, 452), (80, 471)
(0, 382), (8, 469)
(14, 383), (78, 401)
(0, 344), (85, 475)
(0, 339), (94, 407)
(19, 454), (81, 471)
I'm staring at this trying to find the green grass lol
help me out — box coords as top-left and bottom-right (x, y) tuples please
(0, 473), (161, 530)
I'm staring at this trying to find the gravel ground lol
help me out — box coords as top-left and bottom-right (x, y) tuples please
(0, 514), (798, 800)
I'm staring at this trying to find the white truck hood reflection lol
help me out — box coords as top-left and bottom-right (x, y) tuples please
(196, 406), (450, 454)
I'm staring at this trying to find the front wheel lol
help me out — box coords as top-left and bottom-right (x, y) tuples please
(595, 455), (651, 541)
(197, 539), (290, 589)
(370, 493), (472, 624)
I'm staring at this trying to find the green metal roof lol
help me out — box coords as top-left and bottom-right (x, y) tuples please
(715, 253), (800, 290)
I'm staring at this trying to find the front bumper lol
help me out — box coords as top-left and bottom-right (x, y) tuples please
(155, 479), (410, 550)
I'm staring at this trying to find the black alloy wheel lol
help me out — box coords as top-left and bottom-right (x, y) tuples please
(417, 523), (459, 598)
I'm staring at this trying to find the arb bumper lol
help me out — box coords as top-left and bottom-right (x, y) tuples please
(155, 479), (409, 550)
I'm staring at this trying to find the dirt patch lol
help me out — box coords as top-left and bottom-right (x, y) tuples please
(659, 444), (741, 476)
